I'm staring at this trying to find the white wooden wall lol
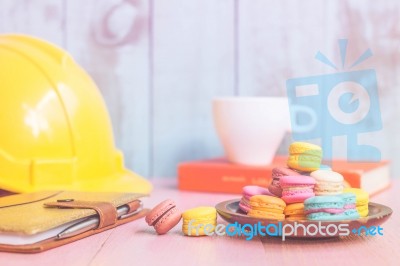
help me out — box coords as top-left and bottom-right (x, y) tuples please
(1, 0), (399, 178)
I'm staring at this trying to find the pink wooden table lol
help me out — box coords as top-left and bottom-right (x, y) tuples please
(1, 179), (399, 266)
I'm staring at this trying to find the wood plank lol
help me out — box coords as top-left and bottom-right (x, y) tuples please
(0, 231), (113, 266)
(237, 0), (331, 155)
(0, 179), (399, 265)
(0, 0), (64, 46)
(90, 180), (266, 266)
(238, 0), (329, 97)
(237, 0), (396, 167)
(152, 0), (236, 177)
(64, 0), (151, 177)
(90, 223), (267, 266)
(334, 1), (400, 175)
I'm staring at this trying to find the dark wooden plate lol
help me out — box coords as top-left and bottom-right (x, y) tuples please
(215, 199), (392, 238)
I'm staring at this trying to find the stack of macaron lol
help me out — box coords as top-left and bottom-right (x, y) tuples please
(283, 141), (367, 221)
(280, 142), (322, 217)
(242, 141), (370, 221)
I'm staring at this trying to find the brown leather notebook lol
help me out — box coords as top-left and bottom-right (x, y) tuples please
(0, 191), (149, 253)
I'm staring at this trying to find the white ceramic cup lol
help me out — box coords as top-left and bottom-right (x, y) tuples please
(213, 97), (291, 166)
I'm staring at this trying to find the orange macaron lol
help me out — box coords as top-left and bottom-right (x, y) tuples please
(248, 195), (286, 220)
(284, 203), (306, 221)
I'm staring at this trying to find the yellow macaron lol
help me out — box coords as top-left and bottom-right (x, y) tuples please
(284, 203), (306, 221)
(182, 206), (217, 236)
(287, 142), (322, 172)
(248, 195), (286, 220)
(343, 188), (369, 217)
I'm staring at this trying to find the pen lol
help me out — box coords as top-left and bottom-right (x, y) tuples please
(57, 203), (142, 239)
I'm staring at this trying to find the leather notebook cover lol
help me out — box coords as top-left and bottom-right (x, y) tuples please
(0, 191), (149, 253)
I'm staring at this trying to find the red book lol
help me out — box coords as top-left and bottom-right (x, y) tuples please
(178, 157), (390, 195)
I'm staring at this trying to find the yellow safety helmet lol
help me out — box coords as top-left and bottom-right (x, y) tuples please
(0, 34), (152, 193)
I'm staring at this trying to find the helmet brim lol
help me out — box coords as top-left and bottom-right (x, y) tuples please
(75, 170), (153, 194)
(0, 170), (153, 194)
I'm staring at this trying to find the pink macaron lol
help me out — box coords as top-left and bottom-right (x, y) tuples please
(145, 199), (182, 234)
(239, 185), (275, 213)
(268, 167), (302, 197)
(280, 176), (316, 204)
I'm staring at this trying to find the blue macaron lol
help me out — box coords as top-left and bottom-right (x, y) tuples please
(307, 209), (360, 221)
(338, 193), (357, 205)
(304, 195), (345, 212)
(305, 195), (360, 221)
